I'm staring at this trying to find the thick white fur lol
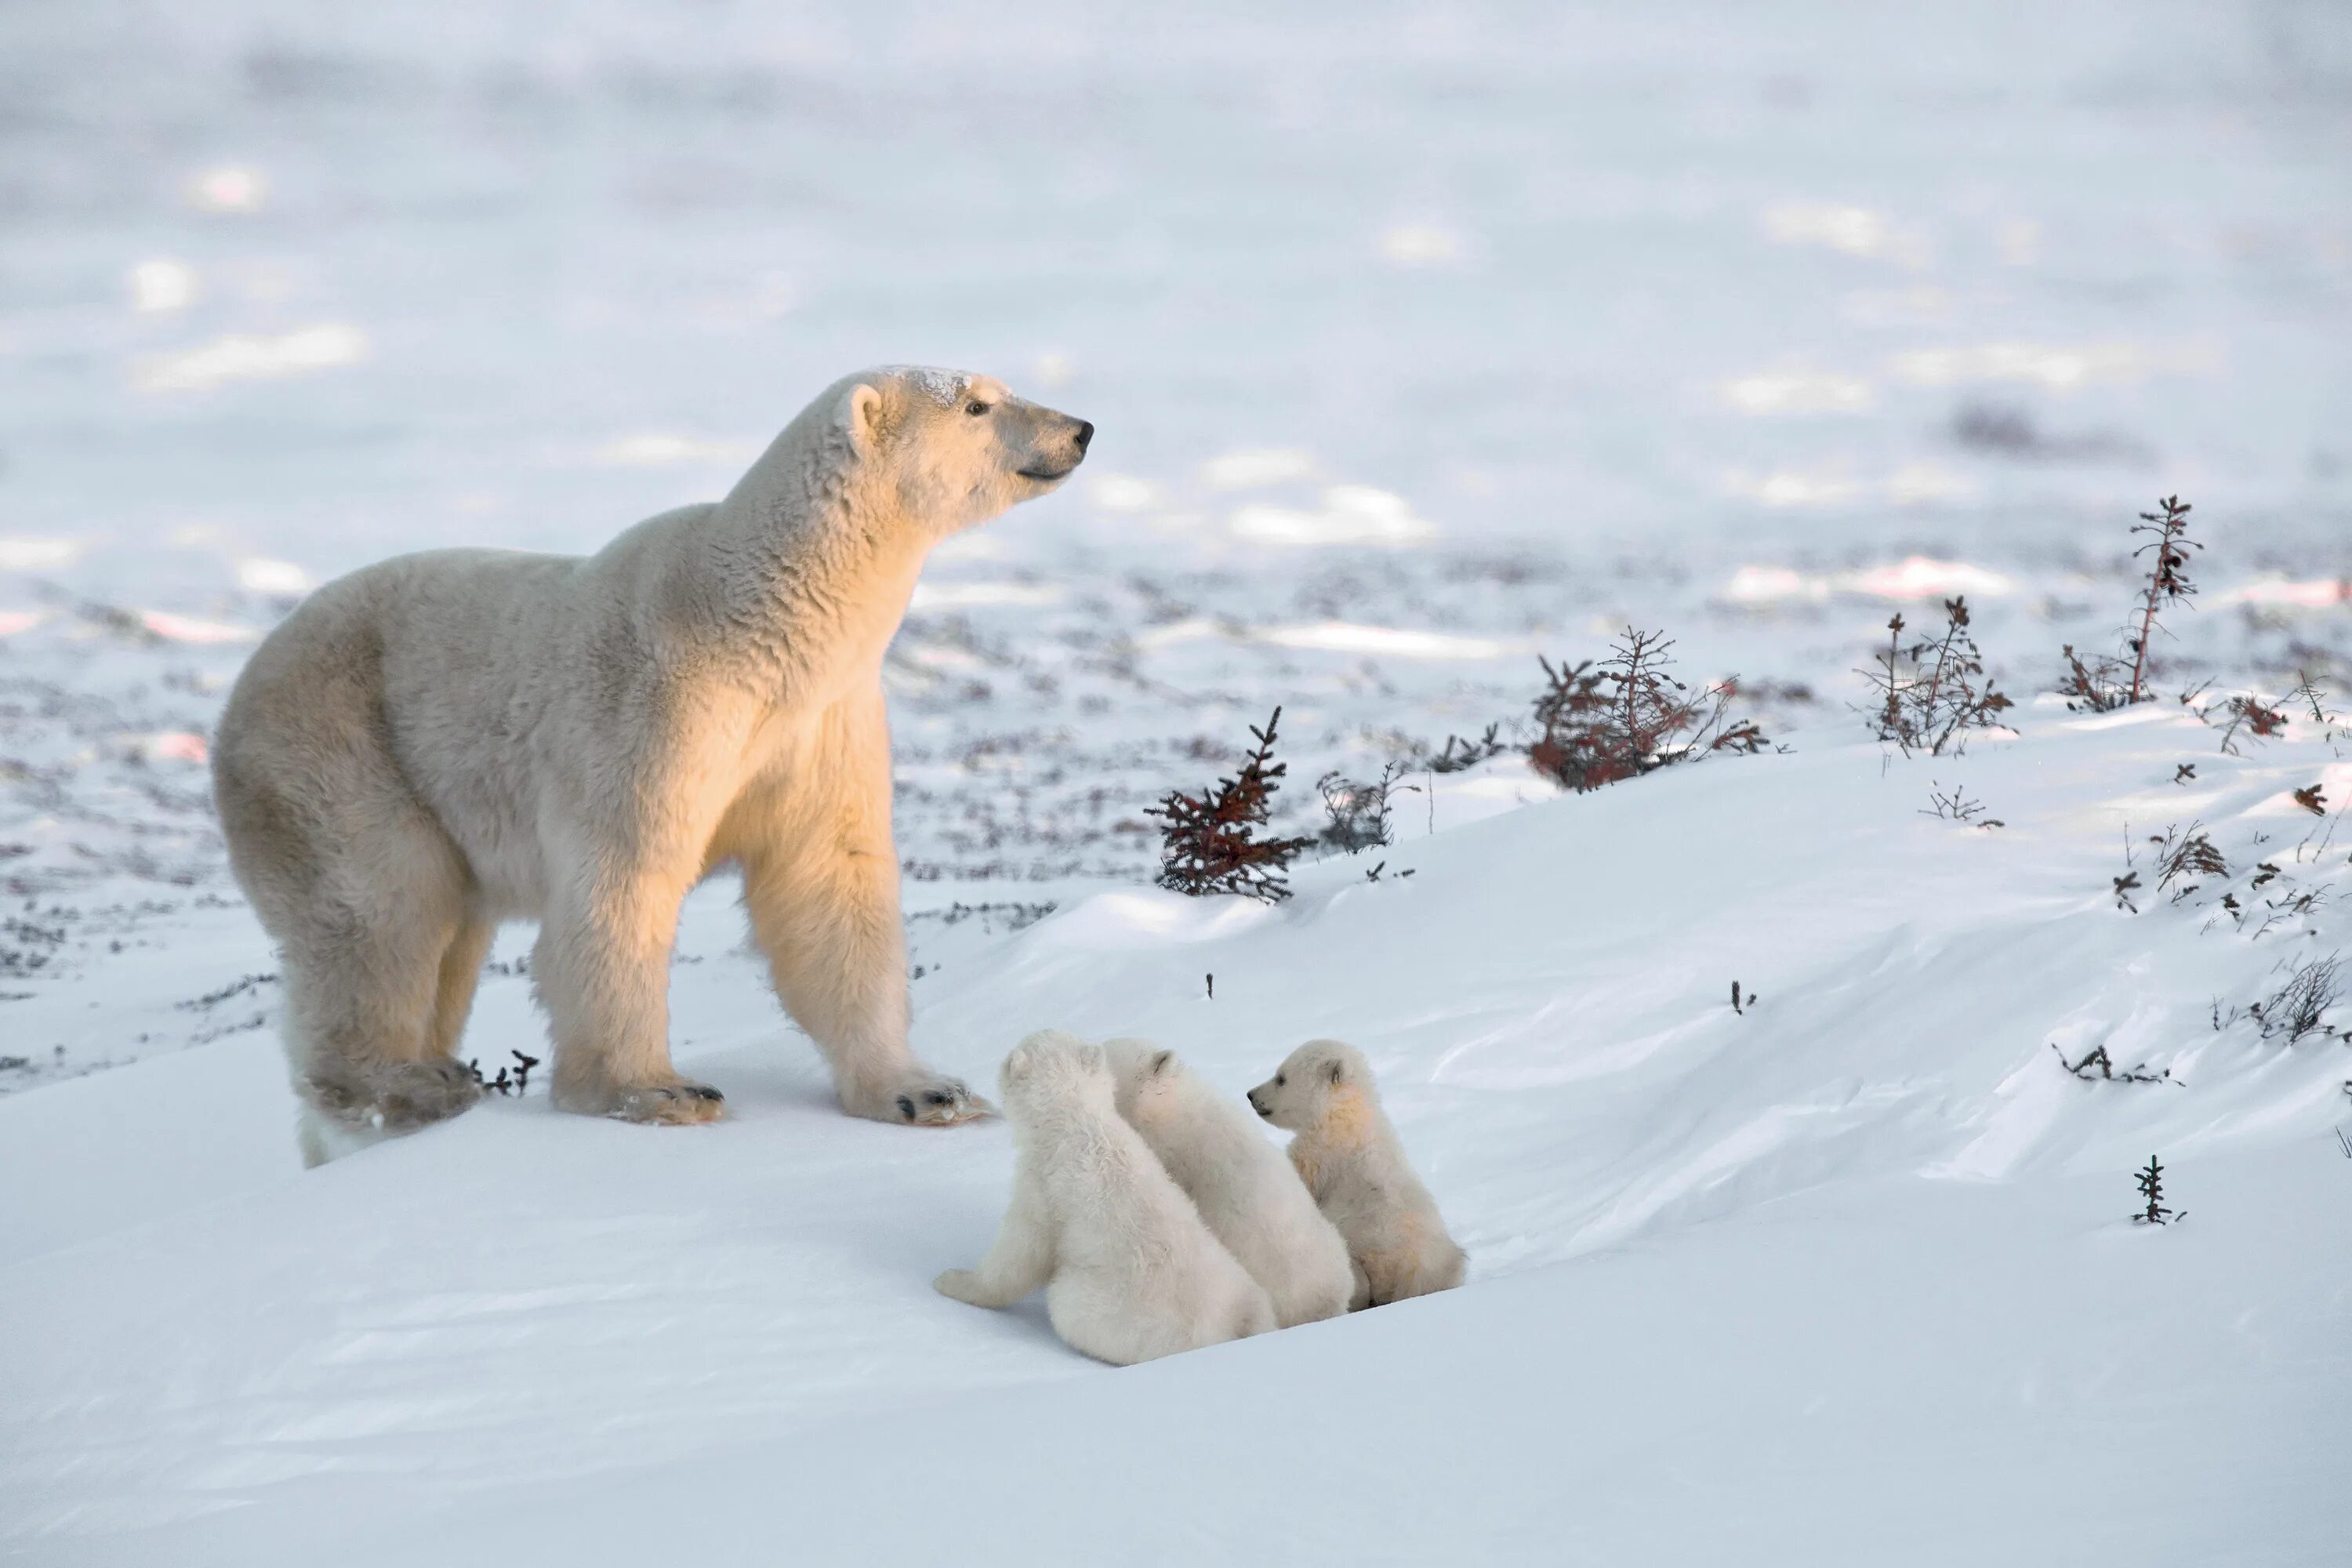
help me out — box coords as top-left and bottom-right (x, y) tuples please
(1248, 1040), (1467, 1308)
(211, 367), (1090, 1162)
(934, 1032), (1276, 1365)
(1104, 1039), (1352, 1327)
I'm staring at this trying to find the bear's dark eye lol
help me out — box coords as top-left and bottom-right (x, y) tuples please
(965, 400), (989, 417)
(1275, 1074), (1286, 1087)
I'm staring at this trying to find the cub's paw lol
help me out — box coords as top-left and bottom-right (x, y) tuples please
(932, 1269), (993, 1307)
(848, 1069), (993, 1128)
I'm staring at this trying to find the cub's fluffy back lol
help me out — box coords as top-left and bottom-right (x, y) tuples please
(1105, 1037), (1354, 1327)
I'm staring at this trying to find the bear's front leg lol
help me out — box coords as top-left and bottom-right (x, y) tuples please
(743, 840), (989, 1126)
(535, 863), (725, 1125)
(739, 691), (990, 1127)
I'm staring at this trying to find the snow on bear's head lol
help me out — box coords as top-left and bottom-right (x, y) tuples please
(998, 1029), (1112, 1118)
(1246, 1039), (1373, 1132)
(832, 365), (1093, 535)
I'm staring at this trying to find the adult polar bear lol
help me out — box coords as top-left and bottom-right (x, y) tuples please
(213, 366), (1091, 1163)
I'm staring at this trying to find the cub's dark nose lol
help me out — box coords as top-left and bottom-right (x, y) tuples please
(1073, 420), (1094, 454)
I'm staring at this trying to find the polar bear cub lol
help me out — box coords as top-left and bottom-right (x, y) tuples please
(935, 1031), (1276, 1365)
(1103, 1039), (1353, 1328)
(1247, 1040), (1467, 1308)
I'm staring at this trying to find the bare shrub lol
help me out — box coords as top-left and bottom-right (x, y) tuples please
(1316, 760), (1416, 854)
(1526, 629), (1765, 793)
(2286, 670), (2351, 749)
(1149, 707), (1316, 902)
(2058, 495), (2200, 710)
(2149, 822), (2227, 901)
(2250, 953), (2346, 1044)
(2113, 832), (2145, 913)
(1424, 723), (1508, 775)
(2215, 693), (2288, 754)
(2058, 644), (2131, 713)
(466, 1050), (541, 1096)
(1922, 782), (2002, 828)
(1858, 597), (2013, 754)
(2051, 1043), (2175, 1085)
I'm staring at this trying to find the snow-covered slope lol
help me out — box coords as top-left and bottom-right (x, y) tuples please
(5, 706), (2347, 1563)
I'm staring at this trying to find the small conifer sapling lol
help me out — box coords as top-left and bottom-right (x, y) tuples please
(1149, 707), (1316, 902)
(2131, 1155), (2179, 1225)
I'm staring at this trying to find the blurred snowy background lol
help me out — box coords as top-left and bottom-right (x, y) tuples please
(3, 0), (2349, 1082)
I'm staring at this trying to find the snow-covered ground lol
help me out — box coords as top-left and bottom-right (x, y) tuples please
(5, 710), (2350, 1562)
(5, 0), (2350, 1090)
(3, 2), (2350, 1562)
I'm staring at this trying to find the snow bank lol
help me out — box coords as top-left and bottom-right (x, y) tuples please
(3, 710), (2346, 1562)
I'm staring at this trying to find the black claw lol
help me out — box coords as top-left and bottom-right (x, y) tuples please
(923, 1089), (955, 1106)
(691, 1085), (723, 1102)
(897, 1095), (917, 1120)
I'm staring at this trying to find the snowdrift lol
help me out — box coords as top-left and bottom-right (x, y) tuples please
(4, 706), (2347, 1563)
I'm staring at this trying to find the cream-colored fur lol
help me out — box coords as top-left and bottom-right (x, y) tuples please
(934, 1032), (1276, 1365)
(1104, 1039), (1352, 1328)
(211, 367), (1091, 1163)
(1247, 1040), (1467, 1308)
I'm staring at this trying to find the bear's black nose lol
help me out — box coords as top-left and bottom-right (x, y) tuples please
(1073, 420), (1094, 454)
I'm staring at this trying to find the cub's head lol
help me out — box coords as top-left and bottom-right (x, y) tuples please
(998, 1029), (1111, 1116)
(838, 366), (1091, 534)
(1245, 1039), (1371, 1131)
(1102, 1037), (1186, 1123)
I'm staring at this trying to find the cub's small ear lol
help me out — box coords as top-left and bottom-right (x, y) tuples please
(1327, 1059), (1345, 1087)
(1002, 1044), (1032, 1079)
(843, 381), (886, 456)
(1149, 1049), (1174, 1077)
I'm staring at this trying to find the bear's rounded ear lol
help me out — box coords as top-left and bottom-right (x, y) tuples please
(842, 381), (886, 456)
(1327, 1058), (1345, 1087)
(1149, 1049), (1174, 1077)
(1002, 1043), (1032, 1080)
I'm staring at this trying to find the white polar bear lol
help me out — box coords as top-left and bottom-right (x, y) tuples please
(934, 1031), (1276, 1365)
(211, 366), (1090, 1163)
(1103, 1038), (1353, 1328)
(1247, 1040), (1467, 1308)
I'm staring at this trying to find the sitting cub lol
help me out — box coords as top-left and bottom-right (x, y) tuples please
(935, 1030), (1275, 1364)
(1105, 1040), (1353, 1328)
(1247, 1040), (1466, 1308)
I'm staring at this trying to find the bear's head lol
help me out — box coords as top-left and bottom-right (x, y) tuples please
(1246, 1039), (1371, 1131)
(839, 366), (1092, 535)
(1102, 1037), (1188, 1125)
(998, 1029), (1112, 1116)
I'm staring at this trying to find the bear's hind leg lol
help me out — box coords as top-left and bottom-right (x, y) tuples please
(221, 745), (484, 1163)
(279, 851), (483, 1161)
(427, 913), (496, 1065)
